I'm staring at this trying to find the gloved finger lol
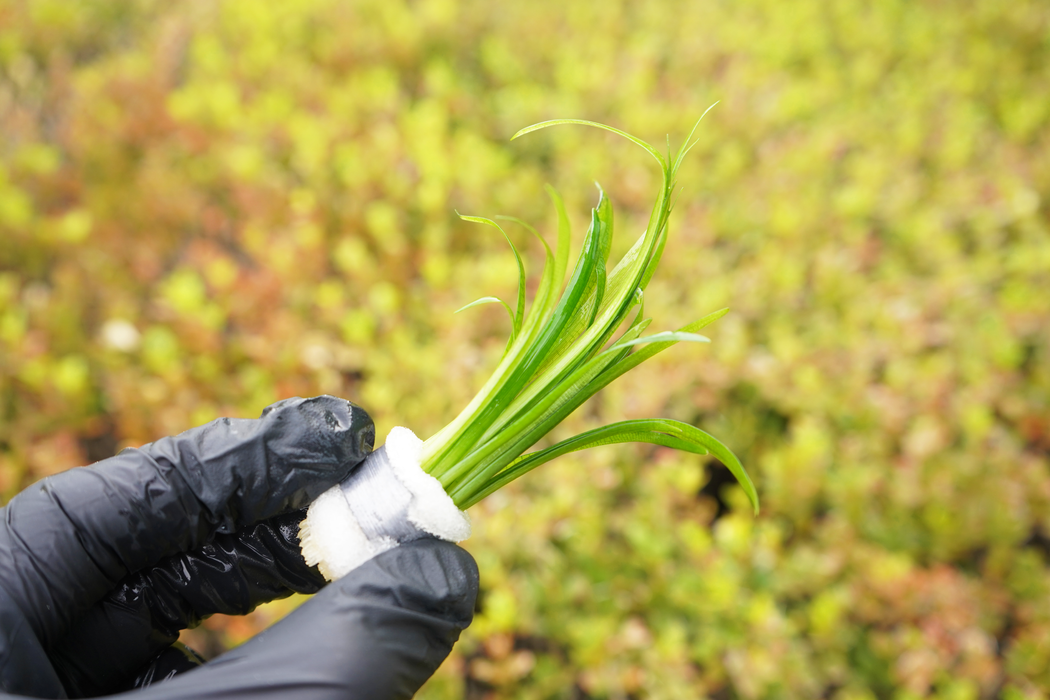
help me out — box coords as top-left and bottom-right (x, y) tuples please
(121, 643), (206, 692)
(0, 396), (373, 653)
(0, 588), (66, 698)
(126, 539), (479, 700)
(50, 510), (326, 698)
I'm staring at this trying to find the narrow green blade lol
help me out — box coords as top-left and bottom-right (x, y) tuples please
(461, 418), (758, 513)
(455, 295), (519, 352)
(459, 215), (526, 339)
(496, 215), (559, 332)
(545, 185), (572, 294)
(672, 102), (719, 174)
(455, 296), (515, 317)
(512, 119), (666, 170)
(611, 331), (710, 349)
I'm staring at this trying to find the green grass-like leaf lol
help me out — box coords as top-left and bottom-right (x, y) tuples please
(425, 114), (758, 516)
(455, 296), (518, 349)
(458, 215), (526, 340)
(460, 419), (758, 513)
(512, 119), (666, 169)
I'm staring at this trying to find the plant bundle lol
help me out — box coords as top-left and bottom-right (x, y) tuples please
(300, 115), (758, 581)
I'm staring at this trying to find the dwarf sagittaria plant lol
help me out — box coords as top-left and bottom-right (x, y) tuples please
(299, 112), (758, 581)
(418, 113), (758, 513)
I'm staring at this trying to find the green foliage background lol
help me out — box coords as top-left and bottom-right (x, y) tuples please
(1, 0), (1049, 697)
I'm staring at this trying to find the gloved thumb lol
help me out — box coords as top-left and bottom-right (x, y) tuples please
(127, 539), (478, 700)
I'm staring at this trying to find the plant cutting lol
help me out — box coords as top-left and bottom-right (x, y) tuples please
(300, 113), (758, 581)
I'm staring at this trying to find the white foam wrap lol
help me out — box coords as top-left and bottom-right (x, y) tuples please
(299, 427), (471, 581)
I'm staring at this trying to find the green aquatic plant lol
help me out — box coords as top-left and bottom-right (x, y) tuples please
(419, 113), (758, 513)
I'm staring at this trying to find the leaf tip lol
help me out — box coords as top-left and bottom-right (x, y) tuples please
(748, 490), (761, 516)
(510, 122), (544, 141)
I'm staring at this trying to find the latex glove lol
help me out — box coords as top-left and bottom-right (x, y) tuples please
(0, 396), (478, 699)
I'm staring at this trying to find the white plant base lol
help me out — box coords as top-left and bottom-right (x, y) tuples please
(299, 426), (471, 581)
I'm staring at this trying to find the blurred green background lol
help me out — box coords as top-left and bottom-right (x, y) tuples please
(1, 0), (1049, 697)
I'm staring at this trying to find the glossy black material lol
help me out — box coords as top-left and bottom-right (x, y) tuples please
(0, 395), (492, 698)
(128, 540), (478, 700)
(50, 510), (327, 697)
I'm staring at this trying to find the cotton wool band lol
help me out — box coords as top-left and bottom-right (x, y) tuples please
(299, 426), (471, 581)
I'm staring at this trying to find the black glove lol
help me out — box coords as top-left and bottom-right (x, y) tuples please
(0, 396), (479, 699)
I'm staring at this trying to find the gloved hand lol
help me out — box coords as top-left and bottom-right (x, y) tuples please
(0, 396), (479, 699)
